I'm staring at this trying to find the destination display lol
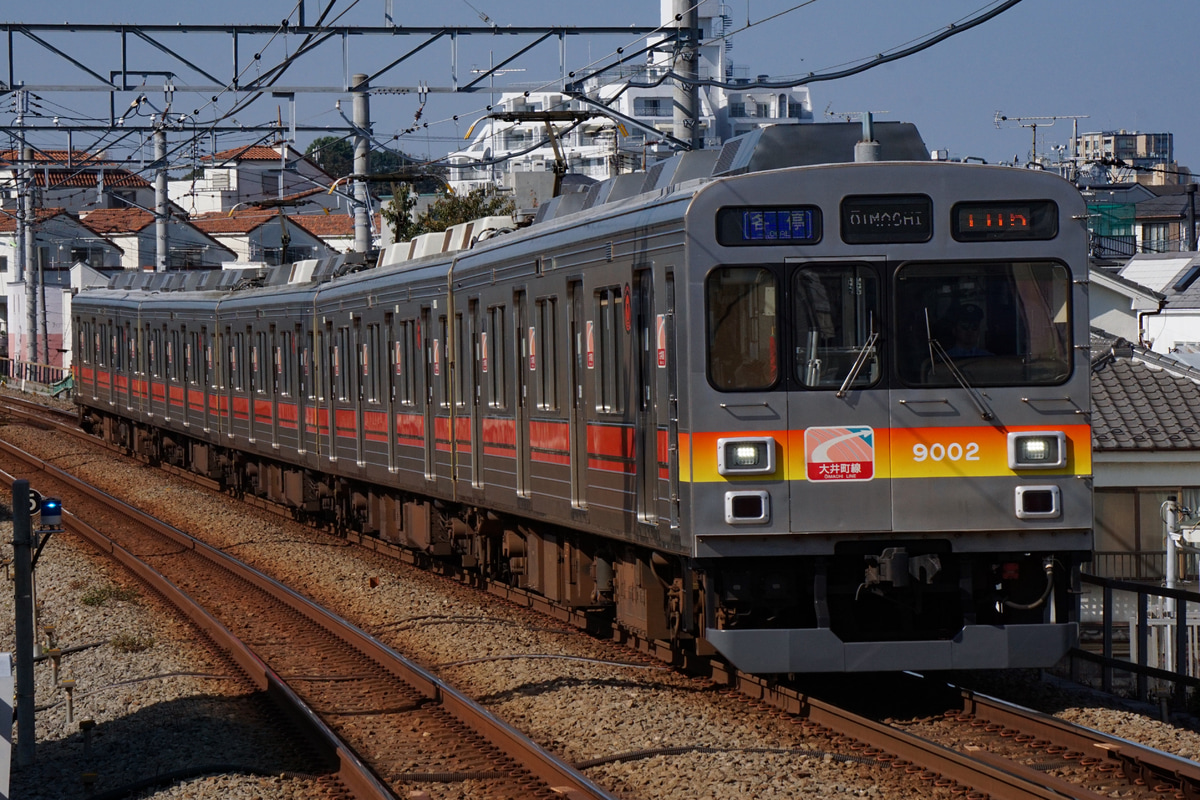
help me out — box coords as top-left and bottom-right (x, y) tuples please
(951, 200), (1058, 241)
(840, 194), (933, 244)
(716, 206), (821, 245)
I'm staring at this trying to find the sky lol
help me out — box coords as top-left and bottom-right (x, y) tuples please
(4, 0), (1200, 176)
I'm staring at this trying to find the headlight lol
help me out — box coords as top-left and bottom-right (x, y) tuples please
(1007, 432), (1066, 469)
(717, 437), (776, 476)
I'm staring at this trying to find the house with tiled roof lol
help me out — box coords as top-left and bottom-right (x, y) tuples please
(169, 142), (349, 217)
(78, 208), (236, 269)
(289, 211), (383, 253)
(1090, 334), (1200, 579)
(0, 206), (122, 274)
(191, 205), (336, 264)
(0, 207), (123, 366)
(0, 149), (156, 216)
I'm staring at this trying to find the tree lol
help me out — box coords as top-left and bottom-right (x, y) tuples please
(413, 187), (515, 234)
(305, 136), (353, 178)
(380, 183), (420, 244)
(305, 136), (416, 180)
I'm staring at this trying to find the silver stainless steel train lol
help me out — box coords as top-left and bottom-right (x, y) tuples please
(71, 122), (1093, 674)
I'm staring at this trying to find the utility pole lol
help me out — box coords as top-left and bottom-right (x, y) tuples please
(23, 145), (38, 365)
(38, 248), (48, 364)
(352, 74), (371, 254)
(1188, 183), (1197, 252)
(155, 125), (168, 271)
(673, 0), (700, 149)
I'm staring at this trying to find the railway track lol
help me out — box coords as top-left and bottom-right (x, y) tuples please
(4, 392), (1199, 799)
(0, 402), (616, 800)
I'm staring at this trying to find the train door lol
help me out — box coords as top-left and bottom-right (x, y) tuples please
(633, 269), (657, 523)
(223, 327), (238, 439)
(136, 323), (148, 415)
(468, 299), (483, 489)
(323, 324), (337, 461)
(297, 326), (313, 455)
(514, 289), (531, 498)
(165, 328), (177, 423)
(180, 327), (192, 428)
(208, 329), (223, 437)
(195, 327), (208, 432)
(269, 325), (282, 449)
(122, 322), (134, 411)
(421, 307), (435, 480)
(568, 280), (587, 508)
(664, 273), (680, 528)
(785, 259), (891, 532)
(352, 319), (365, 465)
(385, 314), (398, 472)
(248, 328), (260, 444)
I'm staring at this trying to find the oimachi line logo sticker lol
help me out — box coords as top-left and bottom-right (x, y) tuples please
(805, 426), (875, 481)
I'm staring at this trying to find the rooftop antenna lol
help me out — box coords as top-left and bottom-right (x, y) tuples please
(994, 112), (1088, 164)
(824, 106), (890, 124)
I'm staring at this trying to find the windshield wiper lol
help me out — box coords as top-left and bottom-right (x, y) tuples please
(837, 329), (879, 398)
(924, 308), (995, 421)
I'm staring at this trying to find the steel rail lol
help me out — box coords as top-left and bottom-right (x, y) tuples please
(0, 432), (617, 800)
(961, 689), (1200, 797)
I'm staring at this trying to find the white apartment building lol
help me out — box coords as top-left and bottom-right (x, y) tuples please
(446, 0), (813, 198)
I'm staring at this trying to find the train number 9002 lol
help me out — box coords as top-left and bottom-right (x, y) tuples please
(912, 442), (980, 462)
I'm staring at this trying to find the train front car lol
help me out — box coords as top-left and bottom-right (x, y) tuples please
(686, 155), (1092, 674)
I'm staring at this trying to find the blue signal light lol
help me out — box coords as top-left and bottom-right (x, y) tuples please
(39, 497), (62, 528)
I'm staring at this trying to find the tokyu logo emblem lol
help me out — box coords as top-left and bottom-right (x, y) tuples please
(805, 426), (875, 481)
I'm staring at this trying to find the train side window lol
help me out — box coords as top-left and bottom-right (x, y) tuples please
(437, 315), (449, 409)
(254, 330), (266, 394)
(395, 319), (416, 406)
(127, 324), (137, 375)
(793, 264), (880, 389)
(168, 330), (179, 383)
(232, 332), (244, 391)
(277, 330), (290, 397)
(595, 287), (625, 413)
(705, 267), (777, 391)
(368, 323), (382, 404)
(535, 297), (558, 411)
(336, 326), (351, 402)
(487, 305), (507, 410)
(314, 329), (326, 403)
(452, 313), (469, 409)
(208, 331), (219, 390)
(149, 328), (161, 379)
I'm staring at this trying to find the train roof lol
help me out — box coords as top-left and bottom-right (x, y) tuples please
(75, 122), (946, 300)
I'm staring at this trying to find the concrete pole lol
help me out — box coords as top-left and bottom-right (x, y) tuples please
(1187, 183), (1196, 251)
(38, 248), (48, 365)
(352, 74), (371, 253)
(155, 127), (168, 271)
(23, 146), (37, 364)
(1166, 496), (1179, 618)
(13, 480), (35, 767)
(672, 0), (700, 149)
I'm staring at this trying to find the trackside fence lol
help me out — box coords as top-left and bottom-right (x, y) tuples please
(0, 359), (73, 396)
(1064, 574), (1200, 709)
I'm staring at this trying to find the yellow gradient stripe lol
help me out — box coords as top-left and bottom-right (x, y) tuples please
(681, 424), (1090, 484)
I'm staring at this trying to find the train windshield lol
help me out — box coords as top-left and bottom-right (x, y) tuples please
(894, 261), (1072, 387)
(793, 264), (879, 389)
